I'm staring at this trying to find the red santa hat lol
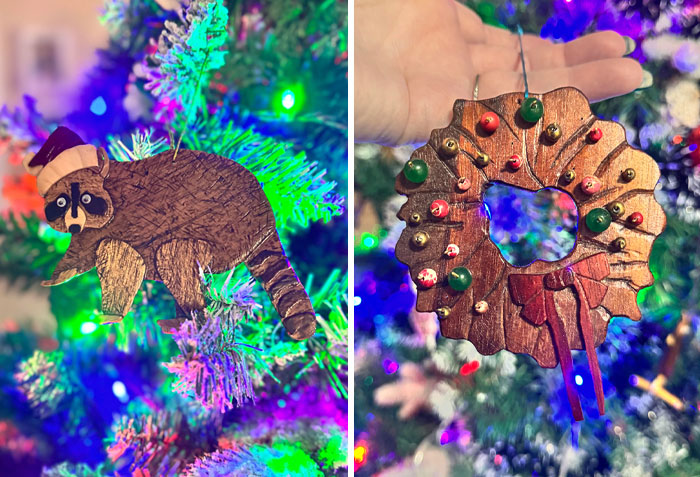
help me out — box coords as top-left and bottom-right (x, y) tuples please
(23, 126), (100, 197)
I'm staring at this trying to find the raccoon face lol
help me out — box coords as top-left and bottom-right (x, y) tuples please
(44, 168), (114, 234)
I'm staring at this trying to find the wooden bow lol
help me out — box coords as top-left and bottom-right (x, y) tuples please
(509, 253), (611, 421)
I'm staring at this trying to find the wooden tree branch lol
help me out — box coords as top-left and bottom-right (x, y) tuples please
(632, 312), (692, 411)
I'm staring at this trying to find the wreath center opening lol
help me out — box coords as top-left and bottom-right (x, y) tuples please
(482, 182), (578, 267)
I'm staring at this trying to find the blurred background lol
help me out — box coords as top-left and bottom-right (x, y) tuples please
(0, 0), (107, 336)
(354, 0), (700, 476)
(0, 0), (348, 475)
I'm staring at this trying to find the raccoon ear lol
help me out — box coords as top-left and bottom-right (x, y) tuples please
(97, 147), (110, 178)
(22, 152), (42, 176)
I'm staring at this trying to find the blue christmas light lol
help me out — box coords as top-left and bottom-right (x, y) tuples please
(89, 96), (107, 116)
(575, 374), (583, 386)
(112, 381), (128, 402)
(354, 296), (362, 306)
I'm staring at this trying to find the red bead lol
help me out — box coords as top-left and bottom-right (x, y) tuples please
(479, 112), (500, 134)
(507, 154), (522, 170)
(456, 177), (471, 191)
(444, 243), (460, 257)
(628, 212), (644, 226)
(430, 199), (449, 218)
(416, 268), (437, 288)
(588, 128), (603, 143)
(580, 176), (602, 195)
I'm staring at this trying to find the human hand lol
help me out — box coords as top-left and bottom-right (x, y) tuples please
(355, 0), (648, 146)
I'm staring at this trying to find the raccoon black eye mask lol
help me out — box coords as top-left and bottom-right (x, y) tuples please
(45, 194), (70, 222)
(44, 187), (108, 222)
(25, 126), (316, 340)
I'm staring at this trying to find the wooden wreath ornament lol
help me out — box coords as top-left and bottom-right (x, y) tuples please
(395, 87), (666, 421)
(24, 127), (316, 340)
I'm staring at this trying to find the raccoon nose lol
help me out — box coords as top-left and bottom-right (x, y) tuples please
(68, 224), (81, 234)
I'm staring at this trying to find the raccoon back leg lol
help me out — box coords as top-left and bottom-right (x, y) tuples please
(155, 239), (212, 333)
(245, 230), (316, 340)
(96, 239), (146, 324)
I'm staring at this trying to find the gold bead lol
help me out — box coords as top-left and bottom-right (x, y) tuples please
(544, 123), (562, 142)
(612, 237), (627, 251)
(440, 137), (459, 157)
(474, 152), (490, 167)
(474, 300), (489, 314)
(562, 169), (576, 183)
(607, 201), (625, 218)
(436, 307), (451, 319)
(409, 213), (422, 225)
(412, 231), (430, 248)
(622, 168), (636, 182)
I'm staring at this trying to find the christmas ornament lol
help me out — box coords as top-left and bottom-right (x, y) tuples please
(628, 211), (644, 226)
(587, 128), (603, 143)
(544, 123), (562, 142)
(479, 112), (500, 134)
(507, 154), (522, 170)
(439, 137), (459, 157)
(607, 201), (625, 218)
(622, 168), (636, 182)
(430, 199), (449, 218)
(585, 208), (612, 233)
(444, 243), (460, 258)
(417, 268), (438, 288)
(24, 127), (316, 339)
(456, 177), (471, 191)
(395, 88), (666, 421)
(519, 97), (543, 122)
(403, 159), (428, 183)
(580, 175), (602, 195)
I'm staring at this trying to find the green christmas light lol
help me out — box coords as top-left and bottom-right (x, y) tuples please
(80, 322), (97, 335)
(361, 233), (378, 250)
(281, 90), (296, 110)
(274, 84), (306, 116)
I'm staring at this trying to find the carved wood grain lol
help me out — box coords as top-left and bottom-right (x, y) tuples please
(96, 239), (145, 319)
(395, 87), (666, 368)
(42, 149), (316, 340)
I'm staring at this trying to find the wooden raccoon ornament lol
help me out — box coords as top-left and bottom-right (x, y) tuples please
(24, 127), (316, 340)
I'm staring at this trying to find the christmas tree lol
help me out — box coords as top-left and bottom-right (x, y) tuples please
(0, 0), (348, 475)
(355, 0), (700, 475)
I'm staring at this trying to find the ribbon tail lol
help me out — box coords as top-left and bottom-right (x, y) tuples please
(574, 278), (605, 416)
(545, 290), (583, 421)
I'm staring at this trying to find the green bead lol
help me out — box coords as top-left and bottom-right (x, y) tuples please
(403, 159), (428, 183)
(448, 267), (472, 291)
(520, 97), (544, 122)
(586, 208), (612, 233)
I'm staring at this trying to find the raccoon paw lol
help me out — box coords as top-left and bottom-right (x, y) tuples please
(41, 268), (79, 286)
(100, 314), (124, 325)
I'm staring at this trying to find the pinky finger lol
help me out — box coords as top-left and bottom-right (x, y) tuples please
(477, 57), (645, 103)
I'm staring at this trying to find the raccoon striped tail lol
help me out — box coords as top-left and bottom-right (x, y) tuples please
(246, 231), (316, 340)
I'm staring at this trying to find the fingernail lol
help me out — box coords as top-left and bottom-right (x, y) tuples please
(623, 36), (636, 56)
(639, 70), (653, 89)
